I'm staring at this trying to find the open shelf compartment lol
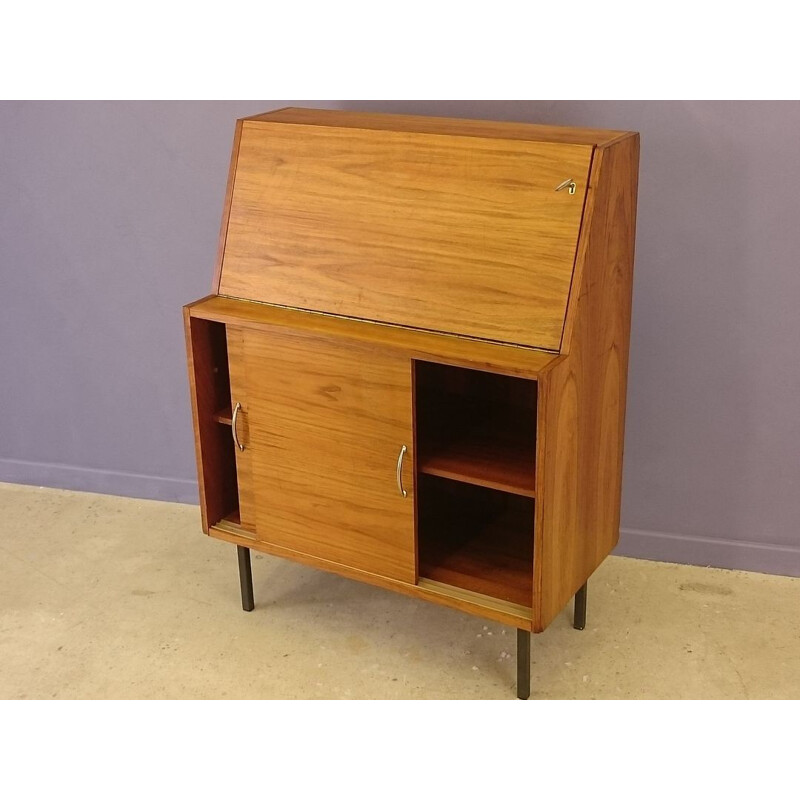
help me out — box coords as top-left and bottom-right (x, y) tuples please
(186, 316), (240, 528)
(414, 361), (537, 607)
(417, 476), (534, 607)
(414, 361), (537, 497)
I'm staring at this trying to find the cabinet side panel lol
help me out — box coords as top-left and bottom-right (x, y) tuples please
(184, 311), (239, 532)
(533, 135), (639, 632)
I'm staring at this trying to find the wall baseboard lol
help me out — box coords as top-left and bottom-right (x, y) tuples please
(2, 457), (799, 578)
(616, 526), (800, 578)
(0, 458), (198, 504)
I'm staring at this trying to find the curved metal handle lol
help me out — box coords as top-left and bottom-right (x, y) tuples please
(231, 402), (244, 452)
(396, 445), (408, 498)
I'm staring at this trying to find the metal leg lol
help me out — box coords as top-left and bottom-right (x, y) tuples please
(237, 545), (254, 612)
(573, 581), (587, 630)
(517, 629), (530, 700)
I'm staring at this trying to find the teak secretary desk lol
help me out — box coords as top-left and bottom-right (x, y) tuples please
(184, 107), (639, 699)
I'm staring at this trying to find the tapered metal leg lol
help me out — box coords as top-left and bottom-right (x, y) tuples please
(517, 629), (530, 700)
(573, 581), (587, 630)
(237, 545), (254, 612)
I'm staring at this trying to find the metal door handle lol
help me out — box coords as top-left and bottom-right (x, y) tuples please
(396, 445), (408, 498)
(232, 402), (244, 451)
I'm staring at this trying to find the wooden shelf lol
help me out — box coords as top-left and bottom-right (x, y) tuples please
(415, 361), (537, 498)
(418, 478), (534, 608)
(418, 434), (535, 497)
(213, 405), (233, 425)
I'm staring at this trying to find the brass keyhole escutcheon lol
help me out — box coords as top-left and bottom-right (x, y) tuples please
(555, 178), (577, 195)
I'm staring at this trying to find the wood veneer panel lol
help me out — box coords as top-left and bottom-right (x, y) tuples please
(418, 478), (534, 607)
(219, 121), (592, 349)
(533, 135), (639, 632)
(209, 519), (532, 629)
(415, 361), (537, 496)
(418, 440), (536, 498)
(417, 405), (536, 498)
(559, 132), (639, 354)
(226, 327), (256, 533)
(183, 312), (238, 532)
(246, 107), (629, 147)
(240, 326), (415, 583)
(188, 295), (559, 378)
(420, 514), (534, 607)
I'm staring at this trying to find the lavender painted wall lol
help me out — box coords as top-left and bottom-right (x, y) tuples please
(1, 101), (799, 576)
(0, 101), (339, 500)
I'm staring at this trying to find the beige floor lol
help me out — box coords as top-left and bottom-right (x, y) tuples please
(1, 481), (798, 700)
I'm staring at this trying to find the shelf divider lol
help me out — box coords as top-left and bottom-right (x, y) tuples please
(418, 437), (535, 497)
(213, 405), (233, 425)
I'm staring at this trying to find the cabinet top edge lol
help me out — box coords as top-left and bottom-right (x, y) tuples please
(240, 107), (634, 148)
(186, 295), (560, 377)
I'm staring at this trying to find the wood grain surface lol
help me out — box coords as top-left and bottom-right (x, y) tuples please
(238, 326), (416, 583)
(417, 439), (536, 498)
(219, 121), (593, 349)
(245, 107), (629, 147)
(209, 518), (533, 629)
(226, 326), (257, 532)
(415, 361), (537, 496)
(418, 478), (534, 607)
(187, 295), (559, 378)
(185, 111), (640, 637)
(533, 135), (640, 631)
(183, 313), (238, 532)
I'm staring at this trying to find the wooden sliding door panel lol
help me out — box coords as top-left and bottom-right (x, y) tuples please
(219, 121), (593, 349)
(226, 326), (256, 532)
(240, 328), (415, 583)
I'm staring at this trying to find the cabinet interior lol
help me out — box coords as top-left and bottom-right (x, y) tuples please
(187, 317), (240, 527)
(414, 361), (537, 607)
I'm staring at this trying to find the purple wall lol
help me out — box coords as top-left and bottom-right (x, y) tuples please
(2, 101), (799, 577)
(0, 101), (339, 500)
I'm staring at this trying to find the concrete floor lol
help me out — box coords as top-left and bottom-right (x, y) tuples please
(1, 481), (798, 699)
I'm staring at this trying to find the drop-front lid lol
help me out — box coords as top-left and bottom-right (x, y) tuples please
(216, 108), (619, 350)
